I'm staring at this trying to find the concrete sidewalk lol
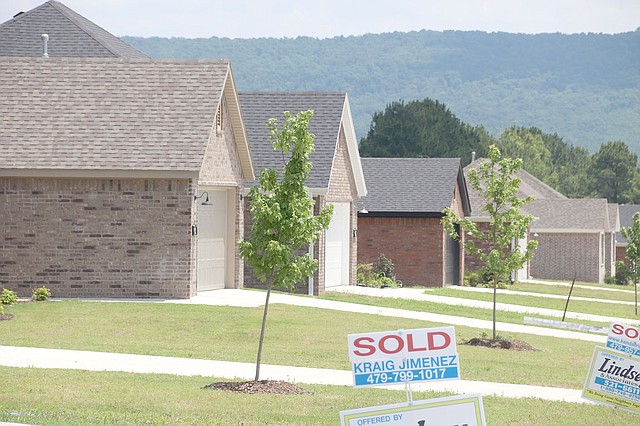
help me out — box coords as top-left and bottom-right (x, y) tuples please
(0, 345), (590, 404)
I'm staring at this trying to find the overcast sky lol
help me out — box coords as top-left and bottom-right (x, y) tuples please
(1, 0), (639, 39)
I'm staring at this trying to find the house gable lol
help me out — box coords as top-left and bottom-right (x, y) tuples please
(0, 0), (148, 58)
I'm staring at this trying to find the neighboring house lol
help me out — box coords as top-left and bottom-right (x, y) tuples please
(617, 205), (640, 266)
(525, 199), (610, 284)
(0, 0), (148, 58)
(464, 161), (566, 282)
(0, 58), (254, 298)
(239, 92), (367, 295)
(357, 158), (471, 287)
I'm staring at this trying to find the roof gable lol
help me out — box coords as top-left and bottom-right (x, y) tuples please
(0, 58), (252, 175)
(239, 91), (364, 194)
(359, 157), (468, 215)
(464, 158), (566, 219)
(0, 1), (148, 58)
(525, 198), (609, 232)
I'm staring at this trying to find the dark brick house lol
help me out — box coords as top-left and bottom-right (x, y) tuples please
(357, 158), (470, 287)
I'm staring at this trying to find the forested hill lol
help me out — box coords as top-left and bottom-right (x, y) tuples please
(123, 30), (640, 154)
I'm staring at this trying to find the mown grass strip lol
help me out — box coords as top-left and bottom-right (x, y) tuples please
(1, 367), (637, 426)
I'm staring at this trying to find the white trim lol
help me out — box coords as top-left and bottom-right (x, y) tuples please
(531, 228), (605, 234)
(339, 94), (367, 197)
(0, 169), (197, 179)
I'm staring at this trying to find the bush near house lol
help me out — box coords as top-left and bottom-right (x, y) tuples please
(357, 254), (402, 288)
(1, 288), (18, 305)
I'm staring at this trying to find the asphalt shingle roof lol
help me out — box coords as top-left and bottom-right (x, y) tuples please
(0, 58), (229, 172)
(524, 198), (609, 231)
(618, 205), (640, 244)
(0, 1), (148, 58)
(359, 157), (465, 214)
(239, 92), (346, 190)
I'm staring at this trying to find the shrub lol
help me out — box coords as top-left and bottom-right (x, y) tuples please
(463, 270), (508, 289)
(1, 288), (18, 305)
(604, 275), (616, 285)
(615, 261), (631, 286)
(373, 254), (396, 279)
(32, 286), (51, 301)
(357, 255), (402, 288)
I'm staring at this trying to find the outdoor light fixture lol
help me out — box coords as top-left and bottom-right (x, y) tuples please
(194, 192), (212, 206)
(533, 232), (539, 237)
(360, 208), (368, 214)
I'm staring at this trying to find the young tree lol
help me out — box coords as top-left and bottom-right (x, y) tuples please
(621, 212), (640, 315)
(442, 144), (538, 340)
(239, 110), (333, 381)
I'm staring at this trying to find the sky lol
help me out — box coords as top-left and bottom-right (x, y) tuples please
(1, 0), (639, 39)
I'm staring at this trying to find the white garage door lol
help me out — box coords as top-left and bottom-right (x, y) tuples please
(325, 202), (350, 288)
(197, 190), (227, 291)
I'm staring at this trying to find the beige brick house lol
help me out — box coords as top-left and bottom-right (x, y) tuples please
(465, 159), (614, 284)
(238, 92), (367, 295)
(0, 58), (254, 298)
(357, 158), (470, 287)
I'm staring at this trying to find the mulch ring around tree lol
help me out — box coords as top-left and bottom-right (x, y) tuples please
(464, 338), (539, 351)
(203, 380), (312, 395)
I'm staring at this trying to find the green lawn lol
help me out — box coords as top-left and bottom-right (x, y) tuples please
(0, 300), (601, 388)
(1, 287), (637, 425)
(423, 287), (640, 320)
(1, 367), (638, 425)
(504, 281), (635, 303)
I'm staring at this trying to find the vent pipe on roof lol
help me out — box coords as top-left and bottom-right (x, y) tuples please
(41, 34), (49, 57)
(471, 151), (476, 162)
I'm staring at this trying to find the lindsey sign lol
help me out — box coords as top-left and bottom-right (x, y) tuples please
(347, 326), (459, 387)
(582, 346), (640, 414)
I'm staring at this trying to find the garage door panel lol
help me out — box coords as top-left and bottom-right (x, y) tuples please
(325, 202), (350, 288)
(197, 190), (227, 291)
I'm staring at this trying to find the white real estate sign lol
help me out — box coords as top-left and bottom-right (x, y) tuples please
(582, 346), (640, 414)
(606, 322), (640, 357)
(339, 394), (486, 426)
(347, 326), (459, 387)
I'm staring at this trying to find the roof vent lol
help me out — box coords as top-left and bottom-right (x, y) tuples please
(41, 34), (49, 57)
(13, 11), (24, 18)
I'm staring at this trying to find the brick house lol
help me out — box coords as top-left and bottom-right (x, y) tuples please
(0, 0), (148, 59)
(357, 158), (470, 287)
(0, 58), (254, 298)
(617, 205), (640, 266)
(464, 161), (567, 281)
(238, 92), (367, 295)
(525, 199), (611, 283)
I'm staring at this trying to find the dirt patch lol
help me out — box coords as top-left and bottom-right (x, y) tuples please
(0, 313), (14, 321)
(203, 380), (311, 395)
(464, 337), (538, 351)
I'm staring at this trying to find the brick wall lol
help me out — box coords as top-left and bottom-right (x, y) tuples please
(617, 245), (629, 267)
(0, 177), (194, 298)
(530, 232), (603, 283)
(358, 216), (446, 287)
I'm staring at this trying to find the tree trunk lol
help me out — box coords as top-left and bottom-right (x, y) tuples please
(492, 274), (498, 340)
(255, 278), (275, 381)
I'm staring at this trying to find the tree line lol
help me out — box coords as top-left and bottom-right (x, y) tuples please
(123, 29), (640, 155)
(359, 98), (639, 204)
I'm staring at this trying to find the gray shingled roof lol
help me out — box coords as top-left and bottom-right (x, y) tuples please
(0, 1), (148, 58)
(618, 205), (640, 244)
(525, 198), (609, 232)
(464, 159), (566, 219)
(0, 58), (230, 172)
(239, 92), (346, 190)
(358, 158), (468, 215)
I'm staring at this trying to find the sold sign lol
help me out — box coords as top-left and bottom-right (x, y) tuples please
(347, 326), (459, 387)
(607, 322), (640, 357)
(348, 327), (455, 361)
